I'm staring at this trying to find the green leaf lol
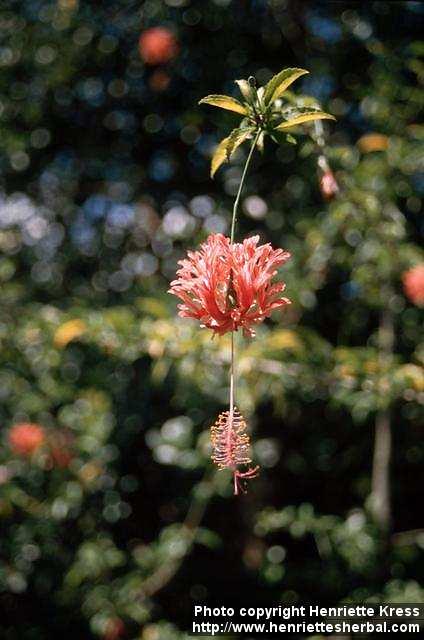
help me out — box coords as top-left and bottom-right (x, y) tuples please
(199, 94), (248, 115)
(286, 134), (297, 145)
(211, 136), (231, 178)
(225, 125), (254, 159)
(264, 68), (309, 105)
(275, 111), (335, 131)
(210, 126), (253, 177)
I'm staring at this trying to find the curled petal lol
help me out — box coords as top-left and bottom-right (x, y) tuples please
(168, 234), (291, 336)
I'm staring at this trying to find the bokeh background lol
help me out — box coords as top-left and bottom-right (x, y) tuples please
(0, 1), (423, 638)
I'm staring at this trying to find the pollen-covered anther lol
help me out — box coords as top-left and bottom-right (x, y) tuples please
(210, 408), (260, 494)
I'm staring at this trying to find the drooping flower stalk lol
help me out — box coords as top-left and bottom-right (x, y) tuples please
(229, 331), (235, 427)
(169, 141), (291, 494)
(169, 67), (334, 495)
(230, 131), (261, 244)
(226, 131), (261, 493)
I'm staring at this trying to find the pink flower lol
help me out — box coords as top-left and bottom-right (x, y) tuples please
(138, 27), (179, 65)
(403, 265), (424, 306)
(169, 234), (291, 337)
(9, 423), (45, 456)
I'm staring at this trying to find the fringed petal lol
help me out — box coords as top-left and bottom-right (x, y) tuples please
(168, 233), (291, 336)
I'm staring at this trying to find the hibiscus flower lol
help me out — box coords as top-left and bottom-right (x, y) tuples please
(169, 233), (291, 337)
(9, 423), (45, 457)
(403, 264), (424, 307)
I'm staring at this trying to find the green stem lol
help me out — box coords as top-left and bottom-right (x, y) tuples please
(229, 330), (235, 417)
(229, 131), (259, 447)
(230, 130), (260, 243)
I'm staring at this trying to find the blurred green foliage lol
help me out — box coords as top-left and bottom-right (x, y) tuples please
(0, 1), (423, 639)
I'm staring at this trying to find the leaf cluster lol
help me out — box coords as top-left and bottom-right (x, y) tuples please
(199, 68), (335, 176)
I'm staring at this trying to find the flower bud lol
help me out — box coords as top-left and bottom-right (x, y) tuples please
(319, 168), (339, 200)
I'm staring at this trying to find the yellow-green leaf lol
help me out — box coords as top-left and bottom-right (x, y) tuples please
(275, 111), (335, 130)
(211, 136), (231, 178)
(210, 127), (252, 177)
(199, 94), (248, 115)
(264, 68), (309, 105)
(225, 126), (253, 159)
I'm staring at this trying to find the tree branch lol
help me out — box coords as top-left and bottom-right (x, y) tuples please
(369, 307), (394, 532)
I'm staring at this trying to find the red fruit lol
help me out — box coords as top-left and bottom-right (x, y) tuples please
(403, 265), (424, 306)
(319, 169), (339, 200)
(138, 27), (178, 65)
(8, 423), (45, 456)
